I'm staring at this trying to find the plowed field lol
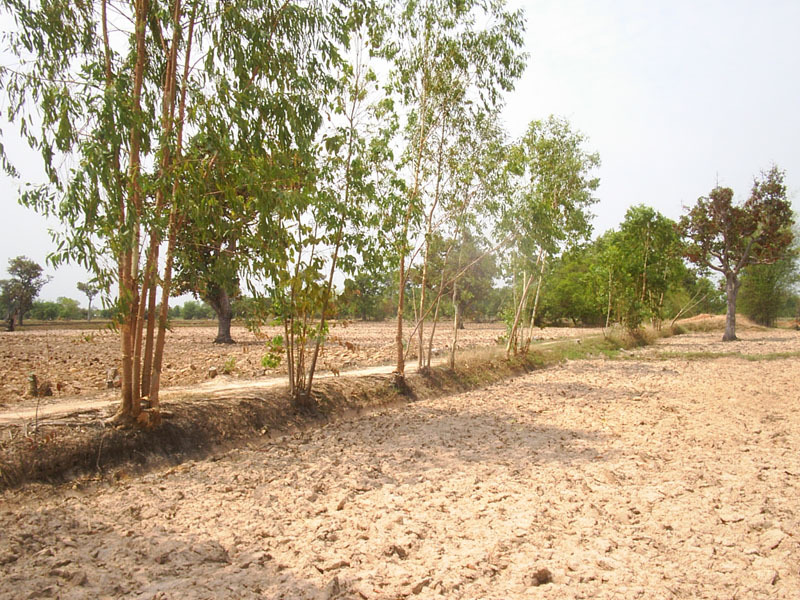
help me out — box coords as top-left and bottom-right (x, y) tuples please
(1, 327), (798, 599)
(0, 322), (594, 409)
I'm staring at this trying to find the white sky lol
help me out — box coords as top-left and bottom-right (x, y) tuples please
(2, 0), (799, 302)
(503, 0), (800, 231)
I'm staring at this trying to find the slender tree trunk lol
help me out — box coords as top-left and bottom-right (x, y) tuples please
(395, 261), (407, 378)
(147, 1), (194, 416)
(416, 115), (448, 370)
(396, 57), (431, 380)
(306, 230), (342, 395)
(449, 283), (459, 370)
(120, 304), (135, 418)
(722, 272), (740, 342)
(423, 239), (453, 372)
(523, 255), (546, 353)
(307, 58), (362, 393)
(116, 0), (149, 422)
(425, 295), (442, 370)
(133, 243), (158, 401)
(148, 226), (176, 416)
(670, 290), (708, 328)
(285, 319), (295, 397)
(641, 223), (650, 302)
(417, 258), (428, 369)
(506, 271), (535, 358)
(140, 271), (158, 397)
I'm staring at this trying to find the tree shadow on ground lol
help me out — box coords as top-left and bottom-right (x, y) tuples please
(299, 399), (614, 485)
(0, 501), (335, 600)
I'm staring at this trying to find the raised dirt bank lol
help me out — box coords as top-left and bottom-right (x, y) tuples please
(0, 348), (547, 489)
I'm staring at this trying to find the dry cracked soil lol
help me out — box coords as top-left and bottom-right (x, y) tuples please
(0, 327), (798, 599)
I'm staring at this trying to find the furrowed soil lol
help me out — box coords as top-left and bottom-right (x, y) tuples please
(1, 326), (798, 599)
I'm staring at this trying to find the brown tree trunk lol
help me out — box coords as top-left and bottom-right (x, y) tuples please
(206, 286), (235, 344)
(140, 271), (158, 398)
(148, 225), (176, 414)
(425, 294), (442, 370)
(133, 242), (158, 401)
(115, 0), (149, 422)
(396, 268), (406, 375)
(147, 1), (194, 415)
(722, 272), (740, 342)
(306, 230), (343, 396)
(417, 262), (428, 370)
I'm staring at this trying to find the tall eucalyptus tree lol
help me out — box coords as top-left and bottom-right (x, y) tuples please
(502, 116), (600, 356)
(1, 0), (353, 424)
(385, 0), (526, 378)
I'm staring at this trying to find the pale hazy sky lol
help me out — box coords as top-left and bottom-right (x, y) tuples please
(2, 0), (799, 302)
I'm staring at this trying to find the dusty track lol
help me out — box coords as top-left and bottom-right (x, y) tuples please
(0, 363), (399, 425)
(1, 328), (798, 599)
(0, 323), (586, 424)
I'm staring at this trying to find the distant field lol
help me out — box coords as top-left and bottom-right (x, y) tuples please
(0, 321), (596, 407)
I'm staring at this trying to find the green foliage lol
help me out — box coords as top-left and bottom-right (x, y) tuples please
(448, 232), (499, 322)
(498, 116), (600, 354)
(503, 116), (601, 261)
(1, 0), (359, 415)
(76, 281), (99, 320)
(608, 205), (685, 330)
(338, 269), (395, 321)
(383, 0), (526, 372)
(739, 253), (799, 326)
(680, 167), (794, 339)
(260, 336), (284, 370)
(0, 256), (50, 327)
(27, 297), (88, 321)
(538, 243), (607, 326)
(28, 300), (61, 321)
(222, 356), (236, 375)
(56, 296), (83, 320)
(537, 216), (723, 328)
(179, 301), (214, 320)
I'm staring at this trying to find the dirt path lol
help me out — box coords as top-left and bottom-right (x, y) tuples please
(0, 339), (576, 425)
(0, 322), (596, 410)
(1, 329), (798, 599)
(0, 363), (401, 425)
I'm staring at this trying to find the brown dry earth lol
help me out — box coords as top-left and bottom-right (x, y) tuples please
(0, 322), (593, 412)
(1, 328), (798, 599)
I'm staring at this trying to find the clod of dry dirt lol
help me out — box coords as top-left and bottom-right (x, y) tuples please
(0, 328), (798, 599)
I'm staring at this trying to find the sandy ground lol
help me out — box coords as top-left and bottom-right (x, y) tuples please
(1, 328), (798, 599)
